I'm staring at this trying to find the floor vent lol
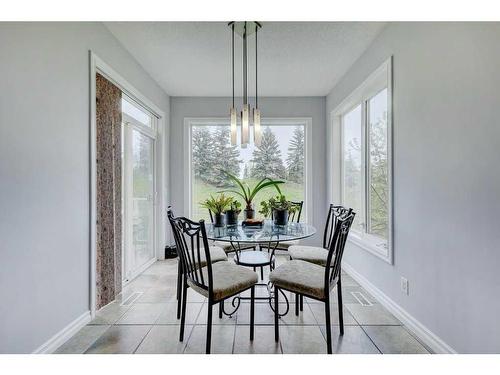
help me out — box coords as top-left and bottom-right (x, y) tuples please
(120, 292), (143, 306)
(350, 291), (373, 306)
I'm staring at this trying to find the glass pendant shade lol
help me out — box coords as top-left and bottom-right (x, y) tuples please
(230, 107), (237, 145)
(253, 108), (261, 146)
(241, 104), (250, 147)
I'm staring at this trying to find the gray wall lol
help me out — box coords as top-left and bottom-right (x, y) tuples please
(326, 22), (500, 353)
(169, 97), (326, 246)
(0, 22), (169, 353)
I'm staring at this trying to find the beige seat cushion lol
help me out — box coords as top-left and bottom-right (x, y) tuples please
(212, 241), (256, 254)
(187, 261), (258, 301)
(183, 246), (227, 269)
(212, 241), (236, 253)
(269, 260), (326, 300)
(288, 245), (328, 266)
(261, 240), (300, 251)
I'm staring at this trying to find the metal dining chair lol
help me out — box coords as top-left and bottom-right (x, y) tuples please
(269, 209), (355, 354)
(168, 210), (258, 354)
(168, 208), (228, 320)
(288, 204), (352, 314)
(289, 204), (352, 266)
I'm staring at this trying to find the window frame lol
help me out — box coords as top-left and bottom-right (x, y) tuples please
(183, 117), (313, 224)
(331, 57), (393, 264)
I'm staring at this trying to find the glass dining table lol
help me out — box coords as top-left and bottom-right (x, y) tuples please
(205, 221), (316, 317)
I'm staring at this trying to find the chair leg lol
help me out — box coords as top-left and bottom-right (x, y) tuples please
(176, 262), (182, 319)
(274, 287), (279, 342)
(219, 300), (223, 319)
(300, 294), (304, 311)
(337, 276), (344, 335)
(206, 302), (213, 354)
(260, 266), (264, 281)
(295, 293), (299, 316)
(250, 286), (255, 341)
(325, 297), (332, 354)
(179, 276), (188, 341)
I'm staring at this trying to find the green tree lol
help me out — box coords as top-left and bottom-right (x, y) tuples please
(368, 111), (388, 238)
(286, 126), (304, 183)
(210, 127), (241, 187)
(242, 163), (250, 179)
(250, 127), (285, 179)
(192, 127), (214, 183)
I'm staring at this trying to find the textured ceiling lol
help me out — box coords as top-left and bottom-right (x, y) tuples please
(105, 22), (386, 97)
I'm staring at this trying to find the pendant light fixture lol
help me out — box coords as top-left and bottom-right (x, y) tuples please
(229, 21), (262, 147)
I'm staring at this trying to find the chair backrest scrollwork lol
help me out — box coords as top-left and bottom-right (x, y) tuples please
(324, 208), (355, 294)
(167, 209), (213, 297)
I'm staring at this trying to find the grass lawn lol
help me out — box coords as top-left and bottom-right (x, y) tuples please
(192, 177), (305, 221)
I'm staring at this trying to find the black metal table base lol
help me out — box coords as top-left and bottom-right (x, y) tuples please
(220, 282), (290, 318)
(217, 239), (291, 318)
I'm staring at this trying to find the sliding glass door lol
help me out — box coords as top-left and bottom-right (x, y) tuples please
(122, 96), (157, 282)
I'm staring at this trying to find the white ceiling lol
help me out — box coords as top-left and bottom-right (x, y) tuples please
(105, 22), (386, 97)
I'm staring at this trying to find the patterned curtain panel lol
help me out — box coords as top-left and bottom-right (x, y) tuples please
(95, 73), (122, 309)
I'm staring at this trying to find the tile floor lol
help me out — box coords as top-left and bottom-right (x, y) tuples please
(55, 255), (430, 354)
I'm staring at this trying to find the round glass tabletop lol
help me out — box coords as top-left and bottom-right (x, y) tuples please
(205, 221), (316, 244)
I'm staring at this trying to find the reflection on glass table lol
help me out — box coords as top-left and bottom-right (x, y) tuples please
(205, 221), (316, 244)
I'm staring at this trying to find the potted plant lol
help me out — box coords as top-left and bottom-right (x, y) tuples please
(219, 171), (284, 220)
(200, 193), (233, 227)
(259, 194), (297, 226)
(224, 200), (241, 226)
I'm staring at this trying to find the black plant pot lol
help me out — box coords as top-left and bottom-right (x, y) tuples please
(214, 213), (224, 227)
(225, 210), (239, 226)
(244, 208), (255, 220)
(273, 209), (289, 226)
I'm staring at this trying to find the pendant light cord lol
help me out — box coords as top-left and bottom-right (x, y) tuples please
(232, 23), (234, 108)
(243, 22), (247, 105)
(255, 26), (258, 109)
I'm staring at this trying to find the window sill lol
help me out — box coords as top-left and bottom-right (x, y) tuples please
(347, 231), (393, 264)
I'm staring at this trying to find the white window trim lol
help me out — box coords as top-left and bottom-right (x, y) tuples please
(121, 110), (158, 285)
(330, 57), (393, 264)
(183, 117), (313, 224)
(89, 51), (169, 318)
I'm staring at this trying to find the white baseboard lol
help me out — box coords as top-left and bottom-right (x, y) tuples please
(32, 311), (92, 354)
(342, 262), (457, 354)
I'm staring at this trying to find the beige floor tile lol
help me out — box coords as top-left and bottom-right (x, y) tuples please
(156, 302), (203, 325)
(345, 304), (401, 325)
(89, 302), (132, 325)
(363, 326), (429, 354)
(196, 302), (238, 325)
(85, 325), (151, 354)
(116, 303), (166, 325)
(308, 302), (358, 325)
(280, 303), (318, 325)
(135, 325), (194, 354)
(55, 325), (110, 354)
(318, 325), (380, 354)
(233, 326), (282, 354)
(184, 325), (235, 354)
(280, 325), (327, 354)
(136, 289), (177, 303)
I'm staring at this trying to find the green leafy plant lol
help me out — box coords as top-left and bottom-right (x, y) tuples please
(199, 193), (233, 215)
(218, 170), (284, 211)
(225, 200), (242, 214)
(259, 194), (297, 218)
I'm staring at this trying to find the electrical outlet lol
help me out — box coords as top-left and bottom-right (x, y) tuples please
(401, 277), (409, 295)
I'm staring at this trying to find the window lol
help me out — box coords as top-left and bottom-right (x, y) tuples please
(334, 58), (392, 262)
(186, 118), (311, 223)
